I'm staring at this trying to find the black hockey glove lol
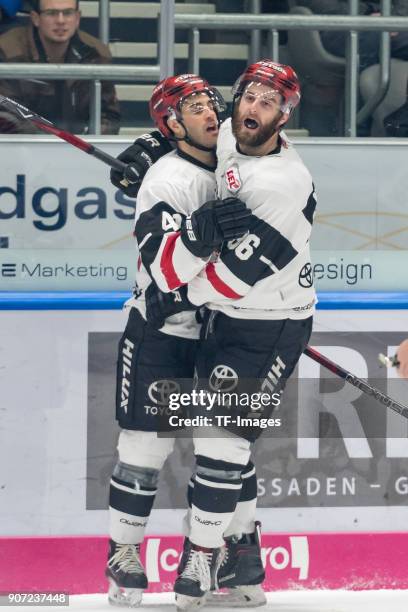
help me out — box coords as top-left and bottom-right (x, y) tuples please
(110, 131), (173, 197)
(180, 197), (251, 258)
(145, 283), (196, 329)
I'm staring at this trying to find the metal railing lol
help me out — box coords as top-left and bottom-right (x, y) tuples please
(175, 0), (408, 136)
(0, 0), (407, 136)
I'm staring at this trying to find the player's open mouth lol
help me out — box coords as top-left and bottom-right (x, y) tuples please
(206, 125), (217, 133)
(244, 118), (259, 129)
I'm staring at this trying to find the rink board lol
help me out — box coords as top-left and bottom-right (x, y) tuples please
(1, 532), (408, 593)
(1, 292), (408, 593)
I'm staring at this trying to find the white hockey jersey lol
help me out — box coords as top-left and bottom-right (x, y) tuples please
(187, 118), (317, 320)
(130, 149), (217, 339)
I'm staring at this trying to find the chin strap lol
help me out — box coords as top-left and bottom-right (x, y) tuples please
(184, 134), (216, 152)
(175, 119), (217, 152)
(168, 111), (218, 152)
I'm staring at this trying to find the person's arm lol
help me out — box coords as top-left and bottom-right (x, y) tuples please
(144, 283), (197, 328)
(100, 80), (121, 135)
(397, 339), (408, 378)
(0, 50), (21, 99)
(0, 55), (38, 133)
(136, 186), (250, 293)
(110, 132), (173, 197)
(188, 187), (317, 304)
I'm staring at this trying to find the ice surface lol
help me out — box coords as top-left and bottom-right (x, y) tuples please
(3, 591), (408, 612)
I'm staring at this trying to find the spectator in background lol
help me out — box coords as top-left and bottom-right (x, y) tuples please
(294, 0), (408, 135)
(299, 0), (408, 70)
(397, 339), (408, 378)
(0, 0), (120, 134)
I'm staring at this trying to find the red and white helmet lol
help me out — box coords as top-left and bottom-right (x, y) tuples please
(232, 60), (301, 115)
(149, 73), (226, 138)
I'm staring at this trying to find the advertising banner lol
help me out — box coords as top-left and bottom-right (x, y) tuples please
(1, 307), (408, 538)
(1, 249), (408, 292)
(3, 532), (408, 594)
(1, 138), (408, 291)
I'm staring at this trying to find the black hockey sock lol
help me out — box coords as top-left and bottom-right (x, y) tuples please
(224, 460), (257, 537)
(189, 455), (244, 548)
(109, 462), (157, 544)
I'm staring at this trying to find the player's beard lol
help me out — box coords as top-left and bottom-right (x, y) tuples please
(232, 107), (283, 148)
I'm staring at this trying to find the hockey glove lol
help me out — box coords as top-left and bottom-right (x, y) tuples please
(180, 197), (251, 258)
(145, 283), (196, 329)
(110, 131), (173, 197)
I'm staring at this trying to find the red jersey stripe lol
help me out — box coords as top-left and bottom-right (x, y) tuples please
(206, 262), (243, 299)
(160, 232), (183, 290)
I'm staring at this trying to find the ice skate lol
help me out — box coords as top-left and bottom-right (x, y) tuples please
(177, 536), (190, 576)
(174, 540), (222, 611)
(206, 522), (266, 607)
(106, 540), (148, 607)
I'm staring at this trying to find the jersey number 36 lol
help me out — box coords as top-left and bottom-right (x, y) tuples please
(227, 234), (260, 260)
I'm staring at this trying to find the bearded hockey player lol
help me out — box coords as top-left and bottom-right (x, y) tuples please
(172, 60), (316, 611)
(105, 74), (251, 607)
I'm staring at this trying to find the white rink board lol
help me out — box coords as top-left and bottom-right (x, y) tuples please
(1, 138), (408, 292)
(1, 307), (408, 536)
(1, 137), (407, 252)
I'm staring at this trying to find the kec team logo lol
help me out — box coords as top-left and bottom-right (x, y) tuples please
(225, 165), (242, 193)
(298, 263), (313, 288)
(209, 365), (238, 392)
(147, 380), (181, 406)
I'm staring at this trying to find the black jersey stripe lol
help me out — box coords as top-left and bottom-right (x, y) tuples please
(302, 187), (317, 225)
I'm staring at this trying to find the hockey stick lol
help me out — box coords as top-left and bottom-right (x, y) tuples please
(0, 94), (139, 184)
(304, 345), (408, 419)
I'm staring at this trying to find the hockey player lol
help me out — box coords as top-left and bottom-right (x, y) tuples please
(105, 74), (252, 607)
(174, 61), (315, 611)
(115, 61), (317, 611)
(172, 61), (316, 610)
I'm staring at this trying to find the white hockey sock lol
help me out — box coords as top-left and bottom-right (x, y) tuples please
(109, 507), (150, 544)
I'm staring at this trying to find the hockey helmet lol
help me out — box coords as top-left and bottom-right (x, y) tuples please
(232, 60), (301, 115)
(149, 73), (227, 139)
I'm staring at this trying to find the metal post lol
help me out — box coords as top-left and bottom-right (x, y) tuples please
(0, 63), (161, 80)
(188, 28), (200, 74)
(267, 29), (280, 62)
(357, 0), (391, 125)
(249, 0), (261, 63)
(89, 80), (102, 134)
(159, 0), (175, 79)
(99, 0), (110, 45)
(344, 0), (359, 136)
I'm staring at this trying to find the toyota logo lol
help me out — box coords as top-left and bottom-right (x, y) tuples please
(209, 365), (238, 392)
(148, 379), (180, 406)
(298, 263), (313, 288)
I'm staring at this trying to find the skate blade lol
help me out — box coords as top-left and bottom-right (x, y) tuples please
(205, 586), (267, 608)
(107, 577), (143, 607)
(176, 593), (208, 611)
